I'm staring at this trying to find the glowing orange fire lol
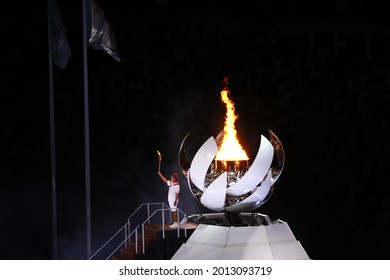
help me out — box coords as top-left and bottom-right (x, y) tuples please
(215, 87), (249, 161)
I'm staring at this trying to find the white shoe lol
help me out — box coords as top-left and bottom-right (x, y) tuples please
(179, 218), (187, 224)
(169, 222), (178, 228)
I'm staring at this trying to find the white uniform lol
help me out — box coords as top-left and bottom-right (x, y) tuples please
(167, 180), (180, 211)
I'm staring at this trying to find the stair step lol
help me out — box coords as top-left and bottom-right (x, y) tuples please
(120, 249), (134, 260)
(127, 242), (142, 254)
(144, 225), (158, 239)
(114, 223), (198, 260)
(137, 234), (151, 246)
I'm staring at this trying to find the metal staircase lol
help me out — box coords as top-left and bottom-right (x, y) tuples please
(88, 202), (196, 260)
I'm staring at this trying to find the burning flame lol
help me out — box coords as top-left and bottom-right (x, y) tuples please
(215, 87), (249, 161)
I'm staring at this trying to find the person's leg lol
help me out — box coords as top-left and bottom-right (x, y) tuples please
(168, 200), (178, 227)
(169, 209), (178, 228)
(172, 211), (178, 223)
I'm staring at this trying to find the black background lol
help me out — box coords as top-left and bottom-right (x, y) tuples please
(1, 0), (389, 260)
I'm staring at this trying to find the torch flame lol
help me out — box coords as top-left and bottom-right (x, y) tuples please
(215, 88), (249, 161)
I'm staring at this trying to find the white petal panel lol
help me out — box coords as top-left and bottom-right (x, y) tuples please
(225, 170), (274, 212)
(226, 135), (274, 196)
(189, 136), (218, 191)
(200, 172), (227, 212)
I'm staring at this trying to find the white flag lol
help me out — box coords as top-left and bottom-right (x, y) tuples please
(88, 1), (121, 62)
(48, 0), (72, 69)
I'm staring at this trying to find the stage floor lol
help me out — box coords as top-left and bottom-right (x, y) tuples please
(145, 222), (199, 231)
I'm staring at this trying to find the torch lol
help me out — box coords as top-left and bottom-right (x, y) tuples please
(157, 150), (162, 171)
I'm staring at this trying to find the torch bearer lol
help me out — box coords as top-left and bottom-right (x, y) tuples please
(157, 150), (162, 171)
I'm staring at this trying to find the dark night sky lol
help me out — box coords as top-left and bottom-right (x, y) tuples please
(1, 0), (390, 260)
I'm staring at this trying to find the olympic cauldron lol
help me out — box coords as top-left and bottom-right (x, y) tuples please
(178, 89), (285, 213)
(178, 130), (285, 213)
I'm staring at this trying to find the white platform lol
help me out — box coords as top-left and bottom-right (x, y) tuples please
(171, 222), (310, 260)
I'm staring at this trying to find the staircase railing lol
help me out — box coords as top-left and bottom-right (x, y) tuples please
(88, 202), (188, 260)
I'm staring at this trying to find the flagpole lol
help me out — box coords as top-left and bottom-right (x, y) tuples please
(47, 0), (58, 260)
(83, 0), (92, 259)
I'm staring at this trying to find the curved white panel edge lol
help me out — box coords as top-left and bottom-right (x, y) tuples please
(200, 172), (227, 212)
(187, 168), (204, 204)
(225, 170), (274, 212)
(226, 135), (274, 196)
(187, 168), (193, 189)
(272, 165), (284, 182)
(189, 136), (218, 192)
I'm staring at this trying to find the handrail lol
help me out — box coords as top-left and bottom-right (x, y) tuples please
(89, 224), (140, 260)
(127, 202), (170, 220)
(105, 226), (140, 260)
(140, 208), (188, 254)
(88, 224), (127, 259)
